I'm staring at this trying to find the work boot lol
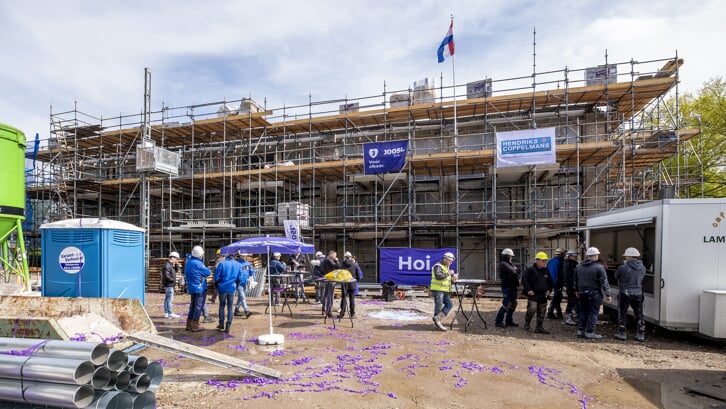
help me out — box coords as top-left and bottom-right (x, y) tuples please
(506, 322), (519, 327)
(585, 332), (603, 340)
(636, 333), (645, 342)
(534, 320), (549, 334)
(546, 313), (556, 320)
(524, 321), (531, 331)
(224, 323), (231, 334)
(185, 319), (192, 331)
(234, 308), (243, 317)
(614, 331), (627, 341)
(576, 330), (585, 338)
(245, 310), (252, 318)
(495, 322), (507, 328)
(190, 320), (204, 332)
(216, 322), (225, 331)
(564, 314), (578, 326)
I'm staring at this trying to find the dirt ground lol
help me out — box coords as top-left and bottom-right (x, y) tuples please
(142, 291), (726, 409)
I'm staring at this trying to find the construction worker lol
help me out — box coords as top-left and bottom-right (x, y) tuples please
(546, 248), (566, 319)
(614, 247), (646, 342)
(521, 252), (553, 334)
(562, 249), (580, 326)
(430, 252), (457, 331)
(494, 248), (520, 328)
(162, 251), (181, 319)
(184, 246), (210, 332)
(214, 252), (242, 333)
(574, 247), (612, 340)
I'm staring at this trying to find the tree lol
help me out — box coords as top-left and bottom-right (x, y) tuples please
(674, 77), (726, 198)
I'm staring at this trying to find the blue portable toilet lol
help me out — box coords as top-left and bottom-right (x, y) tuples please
(41, 218), (146, 303)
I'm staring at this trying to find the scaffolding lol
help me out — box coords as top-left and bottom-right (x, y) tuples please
(25, 55), (702, 280)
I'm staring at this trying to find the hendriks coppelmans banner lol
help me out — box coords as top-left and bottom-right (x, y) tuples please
(363, 140), (408, 175)
(496, 127), (557, 168)
(379, 247), (456, 286)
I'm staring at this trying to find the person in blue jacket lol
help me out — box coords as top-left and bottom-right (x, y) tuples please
(214, 253), (242, 333)
(234, 252), (253, 318)
(184, 246), (211, 332)
(546, 248), (565, 319)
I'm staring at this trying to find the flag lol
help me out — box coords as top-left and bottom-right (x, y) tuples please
(437, 20), (455, 63)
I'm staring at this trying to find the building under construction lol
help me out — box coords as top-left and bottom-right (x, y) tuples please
(25, 54), (702, 280)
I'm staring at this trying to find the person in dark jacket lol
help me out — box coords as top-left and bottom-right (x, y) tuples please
(562, 250), (580, 326)
(184, 246), (211, 332)
(339, 251), (358, 318)
(614, 247), (647, 342)
(494, 248), (520, 328)
(521, 252), (554, 334)
(574, 247), (612, 340)
(162, 251), (181, 319)
(319, 250), (341, 318)
(311, 251), (326, 305)
(268, 252), (287, 306)
(287, 251), (309, 303)
(546, 248), (565, 319)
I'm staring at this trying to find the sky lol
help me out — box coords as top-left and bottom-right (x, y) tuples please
(1, 0), (725, 143)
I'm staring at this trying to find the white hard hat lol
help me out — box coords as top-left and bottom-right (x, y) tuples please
(585, 247), (600, 256)
(238, 251), (249, 256)
(565, 249), (578, 256)
(273, 252), (282, 258)
(502, 248), (514, 257)
(315, 251), (324, 258)
(623, 247), (641, 257)
(443, 252), (455, 261)
(169, 251), (180, 259)
(344, 251), (352, 258)
(191, 246), (204, 258)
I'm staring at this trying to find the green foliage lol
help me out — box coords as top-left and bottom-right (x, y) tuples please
(673, 77), (726, 198)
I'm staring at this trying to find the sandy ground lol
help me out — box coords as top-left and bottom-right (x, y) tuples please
(141, 291), (726, 409)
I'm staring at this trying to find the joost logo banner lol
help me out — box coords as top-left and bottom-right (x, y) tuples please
(379, 247), (456, 286)
(364, 140), (408, 175)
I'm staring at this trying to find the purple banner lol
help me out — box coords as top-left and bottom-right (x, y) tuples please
(379, 247), (456, 286)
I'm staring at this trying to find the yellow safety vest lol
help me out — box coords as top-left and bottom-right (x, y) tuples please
(430, 262), (451, 292)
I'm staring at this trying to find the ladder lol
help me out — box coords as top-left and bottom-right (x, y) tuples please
(126, 331), (281, 379)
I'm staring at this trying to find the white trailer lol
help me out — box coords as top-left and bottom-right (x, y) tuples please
(585, 199), (726, 338)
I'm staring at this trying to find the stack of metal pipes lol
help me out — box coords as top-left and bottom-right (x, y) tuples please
(0, 338), (163, 409)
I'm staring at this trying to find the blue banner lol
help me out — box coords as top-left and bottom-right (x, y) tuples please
(379, 247), (456, 286)
(363, 140), (408, 175)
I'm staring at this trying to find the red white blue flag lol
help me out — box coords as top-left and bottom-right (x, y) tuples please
(437, 20), (455, 63)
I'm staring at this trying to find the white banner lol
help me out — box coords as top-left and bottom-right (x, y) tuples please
(496, 127), (557, 168)
(283, 220), (301, 241)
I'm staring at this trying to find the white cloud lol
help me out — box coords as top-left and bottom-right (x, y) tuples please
(1, 0), (724, 141)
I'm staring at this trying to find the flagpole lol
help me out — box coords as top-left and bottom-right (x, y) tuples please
(451, 15), (458, 142)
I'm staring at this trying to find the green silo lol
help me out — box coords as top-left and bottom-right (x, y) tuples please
(0, 122), (29, 289)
